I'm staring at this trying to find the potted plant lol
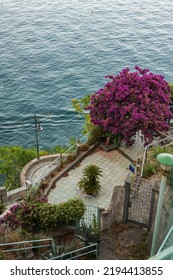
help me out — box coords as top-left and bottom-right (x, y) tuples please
(78, 143), (89, 151)
(78, 164), (103, 195)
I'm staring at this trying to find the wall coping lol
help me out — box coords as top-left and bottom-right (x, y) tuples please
(20, 154), (60, 186)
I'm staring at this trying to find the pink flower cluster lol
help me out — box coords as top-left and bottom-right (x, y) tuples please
(88, 66), (172, 145)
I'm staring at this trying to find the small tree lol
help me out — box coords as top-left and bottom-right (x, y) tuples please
(78, 164), (103, 195)
(0, 146), (48, 190)
(88, 66), (172, 146)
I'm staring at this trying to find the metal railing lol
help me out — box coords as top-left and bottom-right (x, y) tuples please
(140, 134), (173, 177)
(157, 224), (173, 253)
(51, 242), (99, 260)
(0, 238), (56, 259)
(30, 133), (89, 191)
(149, 245), (173, 260)
(0, 239), (99, 260)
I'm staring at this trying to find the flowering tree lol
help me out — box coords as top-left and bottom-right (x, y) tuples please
(88, 66), (172, 146)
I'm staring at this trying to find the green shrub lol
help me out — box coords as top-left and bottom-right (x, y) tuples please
(21, 198), (85, 231)
(149, 146), (169, 158)
(87, 125), (107, 145)
(0, 204), (5, 215)
(1, 198), (85, 232)
(143, 162), (155, 178)
(169, 83), (173, 99)
(76, 215), (100, 246)
(0, 146), (48, 190)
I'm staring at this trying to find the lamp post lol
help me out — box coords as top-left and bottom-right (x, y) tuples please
(34, 113), (43, 160)
(150, 153), (173, 256)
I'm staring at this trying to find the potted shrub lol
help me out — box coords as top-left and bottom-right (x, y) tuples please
(78, 164), (103, 195)
(78, 143), (89, 151)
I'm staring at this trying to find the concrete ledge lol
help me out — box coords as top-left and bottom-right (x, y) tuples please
(117, 147), (134, 162)
(7, 186), (27, 201)
(20, 154), (60, 186)
(100, 143), (118, 152)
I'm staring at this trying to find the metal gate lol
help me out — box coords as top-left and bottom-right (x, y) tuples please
(123, 176), (156, 230)
(81, 195), (99, 227)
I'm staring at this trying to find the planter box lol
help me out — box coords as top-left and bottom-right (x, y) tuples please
(100, 143), (118, 152)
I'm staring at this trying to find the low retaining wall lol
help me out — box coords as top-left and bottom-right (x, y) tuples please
(20, 154), (60, 186)
(1, 144), (99, 206)
(0, 155), (60, 206)
(0, 185), (28, 205)
(44, 143), (100, 195)
(100, 185), (125, 230)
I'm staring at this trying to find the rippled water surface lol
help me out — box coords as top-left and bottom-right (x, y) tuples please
(0, 0), (173, 149)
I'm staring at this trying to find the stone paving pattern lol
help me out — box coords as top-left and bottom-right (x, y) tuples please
(48, 137), (144, 210)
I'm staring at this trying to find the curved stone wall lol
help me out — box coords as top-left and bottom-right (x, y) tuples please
(20, 154), (60, 187)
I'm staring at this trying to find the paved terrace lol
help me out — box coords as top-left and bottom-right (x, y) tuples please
(48, 137), (144, 210)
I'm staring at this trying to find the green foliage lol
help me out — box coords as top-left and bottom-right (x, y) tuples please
(46, 137), (79, 154)
(71, 95), (92, 135)
(87, 124), (106, 145)
(65, 153), (77, 164)
(12, 198), (85, 231)
(72, 96), (110, 144)
(143, 145), (173, 178)
(169, 83), (173, 99)
(0, 204), (6, 215)
(168, 170), (173, 185)
(69, 137), (78, 146)
(30, 203), (58, 230)
(0, 146), (47, 190)
(143, 162), (156, 178)
(21, 188), (48, 205)
(78, 164), (103, 195)
(149, 146), (169, 158)
(76, 215), (100, 245)
(72, 95), (91, 115)
(0, 252), (5, 260)
(47, 145), (67, 154)
(90, 214), (100, 242)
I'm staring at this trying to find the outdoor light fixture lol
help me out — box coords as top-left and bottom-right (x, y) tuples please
(157, 153), (173, 172)
(34, 113), (44, 160)
(150, 153), (173, 256)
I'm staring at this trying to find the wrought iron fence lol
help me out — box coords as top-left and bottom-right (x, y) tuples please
(81, 195), (99, 227)
(123, 176), (155, 230)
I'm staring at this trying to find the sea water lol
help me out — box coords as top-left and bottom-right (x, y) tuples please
(0, 0), (173, 149)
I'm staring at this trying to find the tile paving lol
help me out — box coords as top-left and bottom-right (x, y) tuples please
(48, 139), (144, 210)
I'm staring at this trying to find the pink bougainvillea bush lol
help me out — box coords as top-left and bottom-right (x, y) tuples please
(88, 66), (172, 146)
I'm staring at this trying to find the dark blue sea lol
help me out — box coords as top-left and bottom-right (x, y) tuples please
(0, 0), (173, 149)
